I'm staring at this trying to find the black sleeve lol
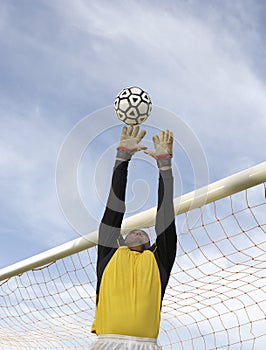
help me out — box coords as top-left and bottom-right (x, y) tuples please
(96, 159), (128, 281)
(154, 168), (177, 279)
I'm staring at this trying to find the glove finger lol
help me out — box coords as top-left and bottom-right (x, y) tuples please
(132, 125), (139, 138)
(165, 129), (170, 142)
(144, 150), (156, 158)
(137, 145), (147, 151)
(120, 126), (127, 141)
(153, 135), (160, 145)
(169, 131), (173, 143)
(160, 130), (164, 143)
(136, 129), (146, 143)
(163, 130), (167, 142)
(128, 125), (133, 136)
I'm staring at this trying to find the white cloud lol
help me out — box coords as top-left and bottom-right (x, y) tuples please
(0, 106), (75, 250)
(42, 0), (266, 175)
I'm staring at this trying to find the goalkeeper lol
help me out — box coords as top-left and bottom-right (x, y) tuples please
(91, 125), (177, 350)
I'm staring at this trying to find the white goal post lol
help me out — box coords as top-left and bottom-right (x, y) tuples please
(0, 161), (266, 350)
(0, 161), (265, 281)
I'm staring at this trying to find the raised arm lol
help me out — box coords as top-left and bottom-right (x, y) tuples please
(97, 159), (128, 256)
(155, 167), (177, 276)
(97, 126), (147, 265)
(145, 130), (177, 276)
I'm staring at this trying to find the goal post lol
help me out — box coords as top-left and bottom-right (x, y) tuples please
(0, 161), (265, 282)
(0, 162), (266, 349)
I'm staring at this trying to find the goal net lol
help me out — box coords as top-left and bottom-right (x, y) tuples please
(0, 162), (265, 349)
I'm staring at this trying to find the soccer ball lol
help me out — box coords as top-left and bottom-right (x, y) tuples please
(114, 86), (152, 125)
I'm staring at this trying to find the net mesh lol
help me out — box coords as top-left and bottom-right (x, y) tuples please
(0, 183), (265, 349)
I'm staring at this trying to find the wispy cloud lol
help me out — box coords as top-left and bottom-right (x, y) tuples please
(0, 106), (75, 266)
(46, 0), (266, 174)
(0, 0), (265, 264)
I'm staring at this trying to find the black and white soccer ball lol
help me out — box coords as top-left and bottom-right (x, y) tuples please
(114, 87), (152, 125)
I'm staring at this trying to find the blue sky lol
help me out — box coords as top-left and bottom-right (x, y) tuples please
(0, 0), (266, 269)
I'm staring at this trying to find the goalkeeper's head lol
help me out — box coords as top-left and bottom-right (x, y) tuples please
(124, 229), (150, 252)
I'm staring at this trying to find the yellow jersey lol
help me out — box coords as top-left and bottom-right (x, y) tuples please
(91, 246), (161, 338)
